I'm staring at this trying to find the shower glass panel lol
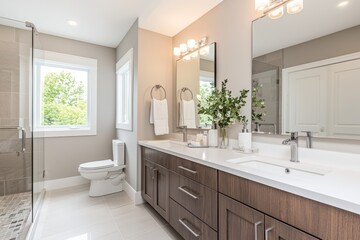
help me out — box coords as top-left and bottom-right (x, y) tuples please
(0, 17), (45, 240)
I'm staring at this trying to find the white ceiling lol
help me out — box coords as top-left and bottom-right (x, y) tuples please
(0, 0), (223, 48)
(253, 0), (360, 57)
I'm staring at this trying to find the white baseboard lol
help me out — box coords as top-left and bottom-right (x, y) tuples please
(45, 176), (89, 191)
(123, 180), (144, 205)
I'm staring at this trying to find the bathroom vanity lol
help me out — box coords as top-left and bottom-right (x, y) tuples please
(139, 140), (360, 240)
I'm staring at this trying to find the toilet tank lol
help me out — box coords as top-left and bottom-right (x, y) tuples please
(112, 140), (125, 166)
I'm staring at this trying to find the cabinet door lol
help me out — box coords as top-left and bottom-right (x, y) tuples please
(153, 164), (169, 221)
(219, 194), (265, 240)
(265, 216), (320, 240)
(142, 160), (155, 205)
(283, 66), (327, 135)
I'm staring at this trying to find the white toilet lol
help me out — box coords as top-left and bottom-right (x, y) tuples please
(78, 140), (126, 197)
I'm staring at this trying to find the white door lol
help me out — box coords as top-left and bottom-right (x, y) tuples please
(283, 67), (327, 135)
(328, 59), (360, 138)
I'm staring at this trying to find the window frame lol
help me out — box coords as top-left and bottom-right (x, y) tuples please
(116, 48), (133, 131)
(33, 50), (97, 137)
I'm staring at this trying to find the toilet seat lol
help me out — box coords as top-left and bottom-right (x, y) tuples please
(79, 160), (126, 173)
(79, 159), (114, 170)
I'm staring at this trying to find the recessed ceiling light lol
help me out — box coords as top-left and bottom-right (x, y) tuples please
(337, 1), (349, 7)
(67, 20), (78, 26)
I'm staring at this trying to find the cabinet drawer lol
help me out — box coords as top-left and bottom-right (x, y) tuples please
(170, 199), (217, 240)
(169, 171), (217, 230)
(141, 147), (170, 168)
(169, 156), (217, 190)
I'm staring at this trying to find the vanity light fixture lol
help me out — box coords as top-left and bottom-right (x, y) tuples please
(255, 0), (304, 19)
(173, 37), (208, 57)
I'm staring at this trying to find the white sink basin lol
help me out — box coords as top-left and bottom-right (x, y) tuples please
(227, 156), (330, 178)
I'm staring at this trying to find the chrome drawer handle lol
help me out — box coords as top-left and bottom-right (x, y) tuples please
(254, 221), (262, 240)
(178, 186), (199, 199)
(178, 218), (200, 238)
(152, 168), (157, 180)
(178, 166), (197, 174)
(265, 227), (273, 240)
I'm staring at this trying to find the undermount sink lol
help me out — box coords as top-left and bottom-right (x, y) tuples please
(227, 156), (330, 178)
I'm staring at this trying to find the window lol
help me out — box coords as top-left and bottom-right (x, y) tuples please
(34, 50), (97, 137)
(116, 48), (133, 131)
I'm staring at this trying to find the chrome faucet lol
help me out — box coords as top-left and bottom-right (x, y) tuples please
(303, 131), (313, 148)
(282, 132), (299, 162)
(178, 125), (188, 142)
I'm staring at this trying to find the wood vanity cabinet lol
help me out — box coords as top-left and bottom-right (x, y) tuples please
(219, 194), (319, 240)
(141, 147), (360, 240)
(141, 148), (170, 221)
(219, 171), (360, 240)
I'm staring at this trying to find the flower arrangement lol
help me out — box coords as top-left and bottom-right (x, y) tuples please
(197, 79), (249, 128)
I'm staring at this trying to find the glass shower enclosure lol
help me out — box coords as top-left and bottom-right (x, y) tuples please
(0, 17), (45, 240)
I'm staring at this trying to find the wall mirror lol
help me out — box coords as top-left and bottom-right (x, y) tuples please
(252, 0), (360, 140)
(176, 42), (216, 129)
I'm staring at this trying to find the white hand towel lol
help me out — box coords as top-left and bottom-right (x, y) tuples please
(179, 99), (196, 129)
(150, 99), (169, 135)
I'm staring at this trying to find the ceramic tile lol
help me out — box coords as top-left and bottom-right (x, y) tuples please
(34, 186), (182, 240)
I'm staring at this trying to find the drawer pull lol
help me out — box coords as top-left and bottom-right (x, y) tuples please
(178, 166), (197, 174)
(178, 218), (200, 238)
(152, 168), (157, 180)
(265, 227), (273, 240)
(254, 221), (262, 240)
(178, 186), (199, 199)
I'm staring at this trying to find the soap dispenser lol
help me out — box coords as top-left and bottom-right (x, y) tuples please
(238, 124), (252, 152)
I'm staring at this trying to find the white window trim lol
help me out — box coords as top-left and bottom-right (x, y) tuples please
(33, 49), (97, 138)
(116, 48), (133, 131)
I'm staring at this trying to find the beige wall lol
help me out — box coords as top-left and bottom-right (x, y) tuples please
(38, 33), (116, 180)
(173, 0), (256, 138)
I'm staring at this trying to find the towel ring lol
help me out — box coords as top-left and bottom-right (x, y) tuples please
(151, 84), (167, 100)
(180, 87), (194, 101)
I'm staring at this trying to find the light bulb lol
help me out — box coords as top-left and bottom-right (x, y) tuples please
(187, 39), (197, 50)
(268, 5), (284, 19)
(255, 0), (270, 11)
(173, 47), (181, 56)
(180, 43), (188, 53)
(287, 0), (303, 14)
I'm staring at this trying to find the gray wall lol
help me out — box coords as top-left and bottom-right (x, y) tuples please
(173, 0), (255, 138)
(116, 20), (139, 190)
(38, 33), (116, 180)
(116, 20), (173, 191)
(173, 0), (360, 154)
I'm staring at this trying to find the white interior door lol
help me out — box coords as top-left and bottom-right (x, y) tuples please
(328, 59), (360, 138)
(283, 67), (327, 135)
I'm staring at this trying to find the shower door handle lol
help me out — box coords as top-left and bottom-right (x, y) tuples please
(21, 128), (26, 152)
(0, 126), (26, 153)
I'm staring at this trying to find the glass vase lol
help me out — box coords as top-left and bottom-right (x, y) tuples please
(219, 127), (229, 149)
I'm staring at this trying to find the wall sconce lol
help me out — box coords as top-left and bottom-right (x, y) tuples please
(173, 37), (208, 57)
(255, 0), (303, 19)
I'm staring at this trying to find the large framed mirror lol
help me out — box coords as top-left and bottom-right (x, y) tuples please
(252, 0), (360, 140)
(176, 42), (216, 129)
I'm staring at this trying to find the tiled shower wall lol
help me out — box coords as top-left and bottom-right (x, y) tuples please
(0, 24), (32, 196)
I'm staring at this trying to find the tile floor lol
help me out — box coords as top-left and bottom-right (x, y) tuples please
(0, 192), (31, 240)
(33, 185), (181, 240)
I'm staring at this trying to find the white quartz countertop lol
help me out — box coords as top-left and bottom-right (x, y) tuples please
(138, 140), (360, 215)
